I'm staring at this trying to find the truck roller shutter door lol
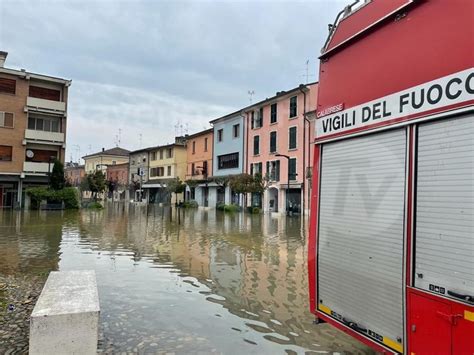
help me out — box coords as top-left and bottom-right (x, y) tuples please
(318, 129), (406, 352)
(415, 114), (474, 301)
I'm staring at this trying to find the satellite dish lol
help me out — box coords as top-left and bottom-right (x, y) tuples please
(26, 150), (34, 158)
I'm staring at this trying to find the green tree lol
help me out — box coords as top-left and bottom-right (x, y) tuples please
(50, 159), (66, 190)
(81, 170), (107, 201)
(229, 174), (255, 194)
(166, 177), (186, 205)
(251, 173), (271, 194)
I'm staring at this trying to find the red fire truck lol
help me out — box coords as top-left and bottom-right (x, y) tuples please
(308, 0), (473, 353)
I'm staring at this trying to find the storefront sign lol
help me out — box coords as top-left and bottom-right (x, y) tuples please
(316, 68), (474, 138)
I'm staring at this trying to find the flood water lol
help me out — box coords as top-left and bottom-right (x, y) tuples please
(0, 205), (373, 354)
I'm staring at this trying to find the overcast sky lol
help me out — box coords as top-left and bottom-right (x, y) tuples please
(0, 0), (345, 162)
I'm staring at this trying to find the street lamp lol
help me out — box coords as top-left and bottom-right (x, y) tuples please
(275, 153), (290, 215)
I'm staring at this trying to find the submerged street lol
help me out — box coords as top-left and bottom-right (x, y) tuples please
(0, 206), (372, 354)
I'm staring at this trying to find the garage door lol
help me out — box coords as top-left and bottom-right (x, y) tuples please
(415, 114), (474, 302)
(318, 128), (406, 352)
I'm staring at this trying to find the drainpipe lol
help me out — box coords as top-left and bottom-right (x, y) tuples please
(240, 111), (247, 208)
(299, 85), (309, 217)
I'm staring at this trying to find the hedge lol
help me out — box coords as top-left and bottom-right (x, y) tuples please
(26, 187), (79, 210)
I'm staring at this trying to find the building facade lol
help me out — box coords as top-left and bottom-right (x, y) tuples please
(106, 162), (129, 201)
(128, 148), (149, 202)
(184, 128), (213, 207)
(82, 147), (130, 174)
(0, 51), (71, 208)
(144, 137), (187, 204)
(245, 83), (318, 215)
(210, 111), (245, 207)
(64, 163), (85, 187)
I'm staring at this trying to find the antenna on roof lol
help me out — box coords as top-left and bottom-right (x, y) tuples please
(139, 134), (142, 148)
(248, 90), (255, 103)
(118, 128), (122, 147)
(301, 59), (316, 83)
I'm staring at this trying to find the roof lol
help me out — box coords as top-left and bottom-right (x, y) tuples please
(243, 82), (318, 112)
(186, 128), (213, 139)
(209, 82), (318, 124)
(82, 147), (130, 159)
(0, 66), (71, 85)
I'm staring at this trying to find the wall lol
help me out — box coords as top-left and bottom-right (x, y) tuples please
(84, 155), (129, 173)
(186, 130), (213, 180)
(212, 114), (244, 177)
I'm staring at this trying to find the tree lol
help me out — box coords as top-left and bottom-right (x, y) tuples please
(229, 174), (255, 194)
(80, 170), (107, 201)
(251, 173), (271, 194)
(166, 177), (186, 205)
(50, 159), (66, 190)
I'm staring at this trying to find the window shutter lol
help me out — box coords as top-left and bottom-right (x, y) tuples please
(0, 78), (16, 95)
(250, 164), (254, 176)
(276, 161), (280, 181)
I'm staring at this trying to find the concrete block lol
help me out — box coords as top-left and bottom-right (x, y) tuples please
(29, 270), (100, 355)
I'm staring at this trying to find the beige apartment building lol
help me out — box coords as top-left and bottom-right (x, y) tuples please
(0, 51), (71, 208)
(82, 147), (130, 174)
(144, 136), (187, 204)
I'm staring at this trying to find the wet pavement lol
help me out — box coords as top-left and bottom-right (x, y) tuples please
(0, 205), (374, 354)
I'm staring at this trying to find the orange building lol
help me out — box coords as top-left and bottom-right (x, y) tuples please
(184, 128), (213, 206)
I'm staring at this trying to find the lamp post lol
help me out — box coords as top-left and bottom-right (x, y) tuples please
(275, 153), (290, 215)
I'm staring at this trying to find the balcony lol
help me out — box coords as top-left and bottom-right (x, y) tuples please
(23, 162), (54, 174)
(26, 96), (66, 113)
(25, 129), (65, 144)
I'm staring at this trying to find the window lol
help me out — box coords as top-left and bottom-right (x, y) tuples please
(251, 111), (255, 129)
(159, 150), (163, 159)
(27, 116), (61, 132)
(192, 141), (196, 154)
(253, 135), (260, 155)
(167, 166), (172, 175)
(233, 124), (240, 138)
(0, 78), (16, 95)
(191, 163), (195, 176)
(151, 152), (157, 161)
(266, 160), (280, 181)
(204, 137), (208, 152)
(289, 126), (297, 149)
(0, 112), (14, 128)
(112, 161), (116, 165)
(270, 131), (277, 153)
(289, 96), (297, 118)
(29, 85), (61, 101)
(218, 152), (239, 169)
(251, 162), (263, 176)
(253, 109), (263, 129)
(289, 158), (297, 180)
(202, 160), (208, 175)
(270, 103), (277, 124)
(218, 129), (223, 142)
(150, 167), (165, 177)
(167, 148), (173, 158)
(25, 149), (57, 162)
(0, 145), (12, 161)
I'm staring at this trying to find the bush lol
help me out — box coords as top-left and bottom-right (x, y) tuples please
(216, 203), (225, 211)
(252, 207), (261, 214)
(87, 202), (104, 209)
(26, 187), (79, 210)
(183, 200), (198, 208)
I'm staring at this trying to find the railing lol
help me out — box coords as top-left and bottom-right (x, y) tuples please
(27, 96), (66, 112)
(25, 129), (65, 143)
(23, 161), (53, 174)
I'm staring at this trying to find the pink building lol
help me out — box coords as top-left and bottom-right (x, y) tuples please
(245, 82), (318, 215)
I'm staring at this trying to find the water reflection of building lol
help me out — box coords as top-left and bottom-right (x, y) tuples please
(0, 211), (63, 275)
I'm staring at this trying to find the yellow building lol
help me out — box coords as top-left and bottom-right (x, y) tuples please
(144, 137), (187, 204)
(82, 147), (130, 174)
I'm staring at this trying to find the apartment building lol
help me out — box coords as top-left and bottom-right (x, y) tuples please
(64, 162), (85, 187)
(144, 136), (187, 204)
(128, 148), (149, 202)
(106, 162), (129, 200)
(245, 83), (318, 215)
(0, 51), (71, 208)
(184, 128), (213, 206)
(82, 147), (130, 174)
(210, 111), (245, 207)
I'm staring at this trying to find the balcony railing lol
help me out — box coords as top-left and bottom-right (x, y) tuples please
(25, 129), (65, 143)
(27, 97), (66, 112)
(23, 162), (54, 174)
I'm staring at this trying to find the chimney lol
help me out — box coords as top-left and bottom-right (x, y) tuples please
(102, 147), (105, 152)
(0, 51), (8, 68)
